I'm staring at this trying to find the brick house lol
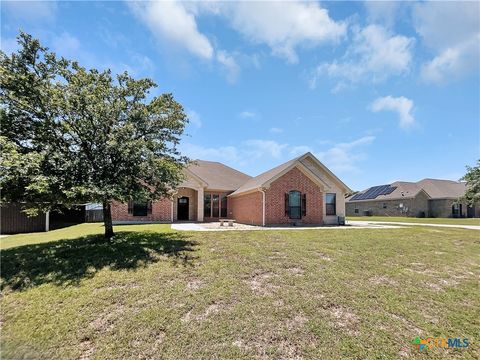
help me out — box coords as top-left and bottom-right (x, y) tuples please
(111, 152), (351, 226)
(346, 178), (479, 218)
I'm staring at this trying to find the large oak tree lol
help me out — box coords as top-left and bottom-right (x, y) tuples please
(0, 32), (189, 238)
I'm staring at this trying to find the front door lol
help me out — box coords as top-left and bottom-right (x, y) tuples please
(177, 197), (189, 220)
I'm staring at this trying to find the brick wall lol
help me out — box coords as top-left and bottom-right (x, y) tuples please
(265, 167), (323, 225)
(229, 191), (263, 225)
(111, 198), (172, 222)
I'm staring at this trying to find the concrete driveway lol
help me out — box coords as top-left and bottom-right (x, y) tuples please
(347, 220), (480, 231)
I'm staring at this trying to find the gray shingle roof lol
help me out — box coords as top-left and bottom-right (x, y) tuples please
(417, 178), (466, 199)
(187, 160), (252, 191)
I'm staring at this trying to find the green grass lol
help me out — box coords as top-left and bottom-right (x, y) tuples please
(347, 216), (480, 226)
(1, 225), (479, 359)
(0, 223), (172, 250)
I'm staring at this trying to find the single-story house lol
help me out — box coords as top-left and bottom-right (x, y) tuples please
(111, 152), (351, 226)
(346, 178), (479, 218)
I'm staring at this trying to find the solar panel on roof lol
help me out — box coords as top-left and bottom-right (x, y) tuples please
(350, 185), (397, 201)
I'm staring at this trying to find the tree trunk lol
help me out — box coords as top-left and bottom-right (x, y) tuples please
(103, 200), (114, 238)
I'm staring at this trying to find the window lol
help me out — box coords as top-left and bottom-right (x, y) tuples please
(212, 194), (219, 217)
(128, 200), (151, 217)
(286, 191), (302, 219)
(204, 193), (211, 218)
(326, 193), (336, 216)
(382, 203), (387, 209)
(221, 195), (227, 218)
(354, 208), (359, 214)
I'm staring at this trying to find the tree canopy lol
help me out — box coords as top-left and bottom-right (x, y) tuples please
(0, 32), (189, 237)
(461, 160), (480, 206)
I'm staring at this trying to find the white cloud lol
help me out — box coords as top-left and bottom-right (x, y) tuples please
(269, 127), (284, 134)
(311, 25), (414, 90)
(370, 96), (415, 129)
(128, 1), (214, 60)
(315, 136), (375, 173)
(2, 1), (57, 22)
(218, 1), (346, 63)
(243, 139), (287, 159)
(413, 1), (479, 83)
(364, 1), (401, 28)
(180, 143), (241, 164)
(239, 111), (256, 119)
(187, 110), (202, 128)
(216, 50), (240, 83)
(51, 32), (81, 55)
(181, 135), (374, 175)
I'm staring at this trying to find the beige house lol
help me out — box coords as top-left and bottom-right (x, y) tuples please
(346, 178), (478, 218)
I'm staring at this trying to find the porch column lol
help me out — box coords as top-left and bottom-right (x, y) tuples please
(197, 187), (204, 222)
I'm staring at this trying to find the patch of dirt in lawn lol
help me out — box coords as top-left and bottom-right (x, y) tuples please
(181, 301), (229, 322)
(186, 278), (203, 291)
(285, 267), (305, 276)
(89, 305), (126, 333)
(398, 345), (411, 358)
(269, 250), (288, 260)
(286, 314), (309, 331)
(315, 252), (332, 261)
(79, 338), (95, 360)
(246, 271), (279, 296)
(247, 334), (305, 360)
(232, 339), (251, 351)
(94, 283), (139, 293)
(326, 305), (360, 335)
(369, 275), (398, 286)
(153, 331), (166, 349)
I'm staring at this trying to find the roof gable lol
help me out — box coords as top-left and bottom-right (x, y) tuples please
(229, 153), (351, 196)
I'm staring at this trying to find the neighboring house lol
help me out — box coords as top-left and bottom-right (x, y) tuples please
(111, 152), (351, 226)
(346, 179), (479, 218)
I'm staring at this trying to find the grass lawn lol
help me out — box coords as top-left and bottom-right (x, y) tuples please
(347, 216), (480, 226)
(1, 224), (479, 359)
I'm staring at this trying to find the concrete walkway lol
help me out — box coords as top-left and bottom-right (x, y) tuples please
(348, 220), (480, 231)
(171, 222), (403, 232)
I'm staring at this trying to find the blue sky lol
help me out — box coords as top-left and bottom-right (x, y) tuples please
(1, 1), (479, 190)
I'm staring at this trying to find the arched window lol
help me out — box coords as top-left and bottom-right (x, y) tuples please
(288, 191), (301, 219)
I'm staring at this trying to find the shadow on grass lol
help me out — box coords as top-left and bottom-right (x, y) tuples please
(1, 231), (197, 291)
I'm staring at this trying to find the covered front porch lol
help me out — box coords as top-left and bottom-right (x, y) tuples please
(172, 187), (204, 222)
(172, 187), (230, 222)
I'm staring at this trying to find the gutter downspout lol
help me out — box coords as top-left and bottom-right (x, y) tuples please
(260, 188), (266, 227)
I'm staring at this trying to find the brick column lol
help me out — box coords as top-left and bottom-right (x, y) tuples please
(197, 187), (204, 222)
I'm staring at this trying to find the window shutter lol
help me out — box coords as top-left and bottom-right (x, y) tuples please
(147, 201), (153, 215)
(128, 201), (133, 215)
(285, 193), (289, 216)
(302, 193), (306, 217)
